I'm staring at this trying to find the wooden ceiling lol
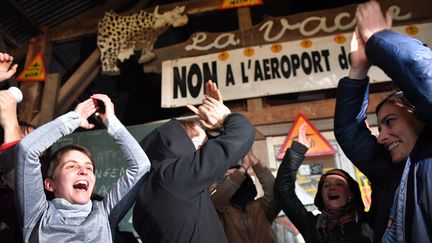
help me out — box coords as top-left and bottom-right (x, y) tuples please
(1, 0), (420, 129)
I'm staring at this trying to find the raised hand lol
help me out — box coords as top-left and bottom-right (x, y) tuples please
(245, 149), (259, 166)
(297, 123), (311, 149)
(74, 98), (97, 129)
(186, 95), (231, 130)
(204, 80), (222, 102)
(91, 94), (115, 124)
(0, 90), (20, 142)
(242, 153), (252, 171)
(349, 27), (371, 79)
(0, 52), (18, 83)
(356, 1), (392, 42)
(0, 90), (17, 127)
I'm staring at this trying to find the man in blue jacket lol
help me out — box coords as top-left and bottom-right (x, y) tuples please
(334, 1), (432, 242)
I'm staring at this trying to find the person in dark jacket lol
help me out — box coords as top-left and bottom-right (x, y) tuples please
(133, 80), (255, 243)
(0, 119), (35, 243)
(334, 1), (432, 242)
(275, 123), (373, 243)
(0, 53), (29, 243)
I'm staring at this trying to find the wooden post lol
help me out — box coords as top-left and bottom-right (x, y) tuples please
(35, 73), (61, 126)
(30, 49), (101, 123)
(240, 91), (391, 126)
(237, 7), (252, 30)
(237, 7), (264, 113)
(18, 28), (52, 122)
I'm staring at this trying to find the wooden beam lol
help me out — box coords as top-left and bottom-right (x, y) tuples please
(0, 25), (20, 49)
(255, 128), (265, 140)
(239, 91), (391, 126)
(18, 30), (52, 122)
(8, 47), (27, 67)
(47, 17), (99, 43)
(46, 0), (134, 43)
(237, 7), (266, 113)
(52, 48), (75, 72)
(237, 7), (252, 29)
(56, 49), (101, 115)
(47, 0), (221, 43)
(255, 113), (379, 137)
(30, 49), (101, 124)
(6, 0), (40, 32)
(36, 73), (61, 126)
(247, 98), (263, 112)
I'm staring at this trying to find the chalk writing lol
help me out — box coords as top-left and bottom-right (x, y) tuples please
(94, 167), (126, 179)
(93, 150), (124, 164)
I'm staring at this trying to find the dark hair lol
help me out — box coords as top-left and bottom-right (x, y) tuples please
(229, 166), (257, 206)
(229, 164), (241, 170)
(178, 119), (201, 138)
(314, 169), (364, 213)
(18, 120), (36, 136)
(375, 91), (415, 115)
(18, 120), (36, 129)
(44, 145), (94, 179)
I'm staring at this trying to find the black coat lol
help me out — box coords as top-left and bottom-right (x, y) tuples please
(133, 113), (255, 243)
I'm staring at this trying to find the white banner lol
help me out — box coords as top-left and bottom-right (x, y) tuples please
(161, 23), (432, 107)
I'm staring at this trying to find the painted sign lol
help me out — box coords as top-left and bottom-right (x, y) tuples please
(146, 2), (426, 73)
(276, 113), (335, 160)
(220, 0), (263, 9)
(161, 23), (432, 107)
(16, 52), (47, 82)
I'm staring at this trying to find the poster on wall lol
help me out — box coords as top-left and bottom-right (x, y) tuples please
(296, 164), (323, 204)
(355, 167), (372, 211)
(161, 23), (432, 107)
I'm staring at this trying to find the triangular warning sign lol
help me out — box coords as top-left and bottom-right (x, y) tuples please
(16, 52), (46, 82)
(220, 0), (263, 9)
(277, 113), (336, 160)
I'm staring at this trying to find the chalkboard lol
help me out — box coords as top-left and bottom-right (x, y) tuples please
(51, 120), (164, 233)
